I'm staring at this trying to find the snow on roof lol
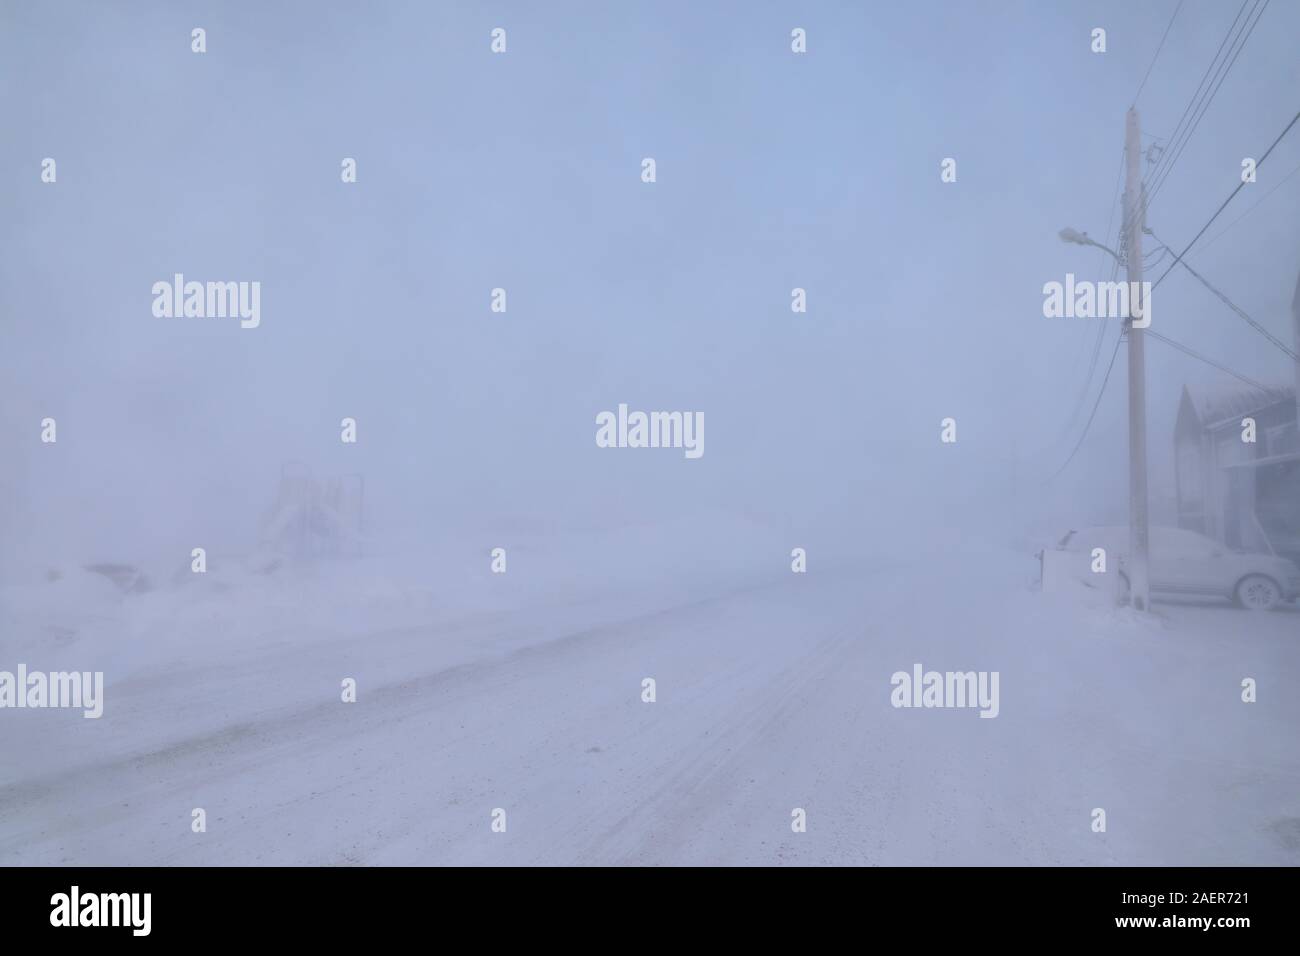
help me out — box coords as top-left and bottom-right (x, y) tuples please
(1182, 382), (1295, 428)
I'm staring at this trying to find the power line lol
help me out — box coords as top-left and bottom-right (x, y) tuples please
(1055, 106), (1298, 477)
(1060, 151), (1125, 435)
(1148, 229), (1297, 359)
(1146, 0), (1267, 205)
(1151, 108), (1300, 292)
(1140, 0), (1252, 206)
(1142, 245), (1170, 269)
(1062, 298), (1112, 434)
(1048, 14), (1291, 481)
(1048, 141), (1141, 479)
(1141, 0), (1252, 185)
(1048, 334), (1125, 481)
(1050, 147), (1128, 471)
(1145, 329), (1268, 390)
(1133, 0), (1185, 107)
(1048, 300), (1273, 484)
(1146, 0), (1270, 208)
(1100, 148), (1126, 271)
(1198, 157), (1300, 251)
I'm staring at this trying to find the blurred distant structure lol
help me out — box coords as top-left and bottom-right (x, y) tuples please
(260, 462), (364, 560)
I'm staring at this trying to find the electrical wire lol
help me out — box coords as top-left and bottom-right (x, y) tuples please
(1198, 157), (1300, 252)
(1145, 329), (1269, 390)
(1151, 108), (1300, 292)
(1147, 231), (1297, 358)
(1046, 9), (1289, 481)
(1060, 151), (1126, 436)
(1048, 334), (1125, 481)
(1140, 0), (1252, 203)
(1146, 0), (1270, 208)
(1133, 0), (1185, 107)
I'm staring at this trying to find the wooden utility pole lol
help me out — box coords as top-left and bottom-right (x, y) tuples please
(1124, 108), (1152, 611)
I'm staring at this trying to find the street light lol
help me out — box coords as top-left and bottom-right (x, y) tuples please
(1058, 227), (1122, 265)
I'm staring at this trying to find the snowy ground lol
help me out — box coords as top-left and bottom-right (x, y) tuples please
(2, 524), (1298, 866)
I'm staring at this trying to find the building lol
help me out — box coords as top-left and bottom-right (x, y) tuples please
(260, 462), (365, 560)
(1174, 382), (1300, 564)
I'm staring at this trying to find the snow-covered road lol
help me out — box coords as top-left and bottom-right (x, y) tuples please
(2, 545), (1298, 866)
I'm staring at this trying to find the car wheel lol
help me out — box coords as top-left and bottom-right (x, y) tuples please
(1235, 574), (1282, 611)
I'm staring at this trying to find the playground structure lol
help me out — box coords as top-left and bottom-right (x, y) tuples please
(259, 462), (365, 560)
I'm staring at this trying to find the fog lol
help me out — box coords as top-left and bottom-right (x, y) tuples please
(2, 2), (1298, 867)
(4, 1), (1298, 569)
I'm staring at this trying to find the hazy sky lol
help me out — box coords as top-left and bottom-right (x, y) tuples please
(2, 0), (1297, 567)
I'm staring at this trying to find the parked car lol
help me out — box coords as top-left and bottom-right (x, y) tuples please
(1043, 525), (1300, 610)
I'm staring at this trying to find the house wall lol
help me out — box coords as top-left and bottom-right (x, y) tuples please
(1176, 399), (1297, 548)
(1255, 458), (1300, 563)
(1175, 431), (1207, 533)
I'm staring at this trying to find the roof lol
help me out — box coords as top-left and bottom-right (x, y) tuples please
(1181, 382), (1295, 430)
